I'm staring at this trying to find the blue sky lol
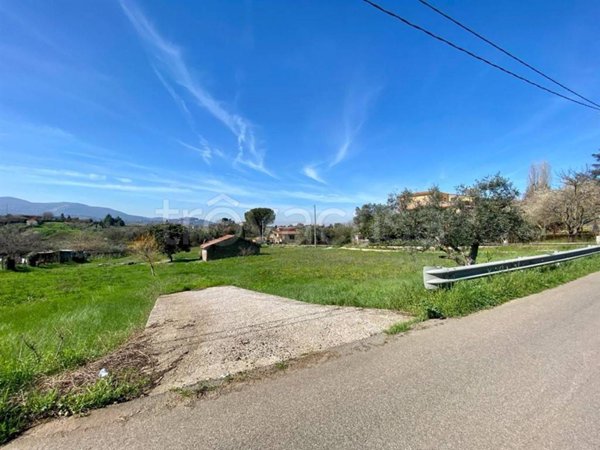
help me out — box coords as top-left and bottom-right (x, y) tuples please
(1, 0), (599, 224)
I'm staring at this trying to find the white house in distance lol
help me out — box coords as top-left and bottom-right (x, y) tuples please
(269, 226), (301, 244)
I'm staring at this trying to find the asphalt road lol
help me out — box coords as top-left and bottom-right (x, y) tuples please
(9, 272), (600, 449)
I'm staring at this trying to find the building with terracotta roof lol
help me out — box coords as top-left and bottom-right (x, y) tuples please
(268, 226), (301, 244)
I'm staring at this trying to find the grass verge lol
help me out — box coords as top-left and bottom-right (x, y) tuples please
(385, 317), (426, 335)
(1, 373), (149, 444)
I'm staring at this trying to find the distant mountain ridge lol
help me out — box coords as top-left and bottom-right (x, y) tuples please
(0, 197), (210, 225)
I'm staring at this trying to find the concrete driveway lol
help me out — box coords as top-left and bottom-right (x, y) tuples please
(145, 286), (410, 393)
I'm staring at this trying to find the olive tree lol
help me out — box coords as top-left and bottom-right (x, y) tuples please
(149, 223), (191, 261)
(428, 175), (533, 264)
(354, 175), (533, 263)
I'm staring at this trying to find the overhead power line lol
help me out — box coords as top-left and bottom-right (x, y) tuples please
(361, 0), (600, 112)
(417, 0), (600, 109)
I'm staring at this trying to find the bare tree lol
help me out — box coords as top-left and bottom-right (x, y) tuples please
(524, 161), (552, 199)
(0, 226), (41, 270)
(63, 231), (105, 253)
(522, 189), (561, 237)
(553, 169), (600, 239)
(128, 233), (160, 276)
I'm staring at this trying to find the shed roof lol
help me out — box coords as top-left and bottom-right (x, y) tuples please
(201, 234), (236, 249)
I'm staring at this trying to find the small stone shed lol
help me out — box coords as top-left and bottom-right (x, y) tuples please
(28, 250), (87, 266)
(200, 235), (260, 262)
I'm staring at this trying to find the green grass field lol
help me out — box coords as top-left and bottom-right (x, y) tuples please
(1, 244), (600, 442)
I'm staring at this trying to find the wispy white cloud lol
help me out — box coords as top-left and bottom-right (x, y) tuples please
(120, 0), (272, 176)
(178, 140), (211, 164)
(19, 167), (107, 181)
(0, 120), (75, 142)
(0, 163), (190, 194)
(330, 136), (352, 168)
(302, 165), (326, 184)
(0, 162), (257, 199)
(41, 179), (192, 194)
(151, 65), (194, 128)
(0, 3), (69, 57)
(280, 190), (376, 204)
(329, 86), (380, 167)
(299, 84), (380, 183)
(1, 118), (309, 208)
(177, 137), (224, 165)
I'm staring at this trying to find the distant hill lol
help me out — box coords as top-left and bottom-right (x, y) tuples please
(0, 197), (211, 226)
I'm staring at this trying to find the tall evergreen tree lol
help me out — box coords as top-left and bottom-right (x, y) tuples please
(591, 152), (600, 180)
(244, 208), (275, 241)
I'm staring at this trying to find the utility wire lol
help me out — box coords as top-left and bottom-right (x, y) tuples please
(361, 0), (600, 112)
(417, 0), (600, 109)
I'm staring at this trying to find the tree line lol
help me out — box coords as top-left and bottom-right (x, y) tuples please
(522, 159), (600, 239)
(353, 153), (599, 264)
(354, 174), (533, 265)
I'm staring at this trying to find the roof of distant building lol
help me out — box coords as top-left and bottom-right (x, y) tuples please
(272, 226), (299, 234)
(201, 234), (236, 249)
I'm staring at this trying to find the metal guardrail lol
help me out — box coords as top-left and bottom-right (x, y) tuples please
(423, 245), (600, 290)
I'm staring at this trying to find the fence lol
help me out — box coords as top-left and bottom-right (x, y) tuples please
(423, 245), (600, 290)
